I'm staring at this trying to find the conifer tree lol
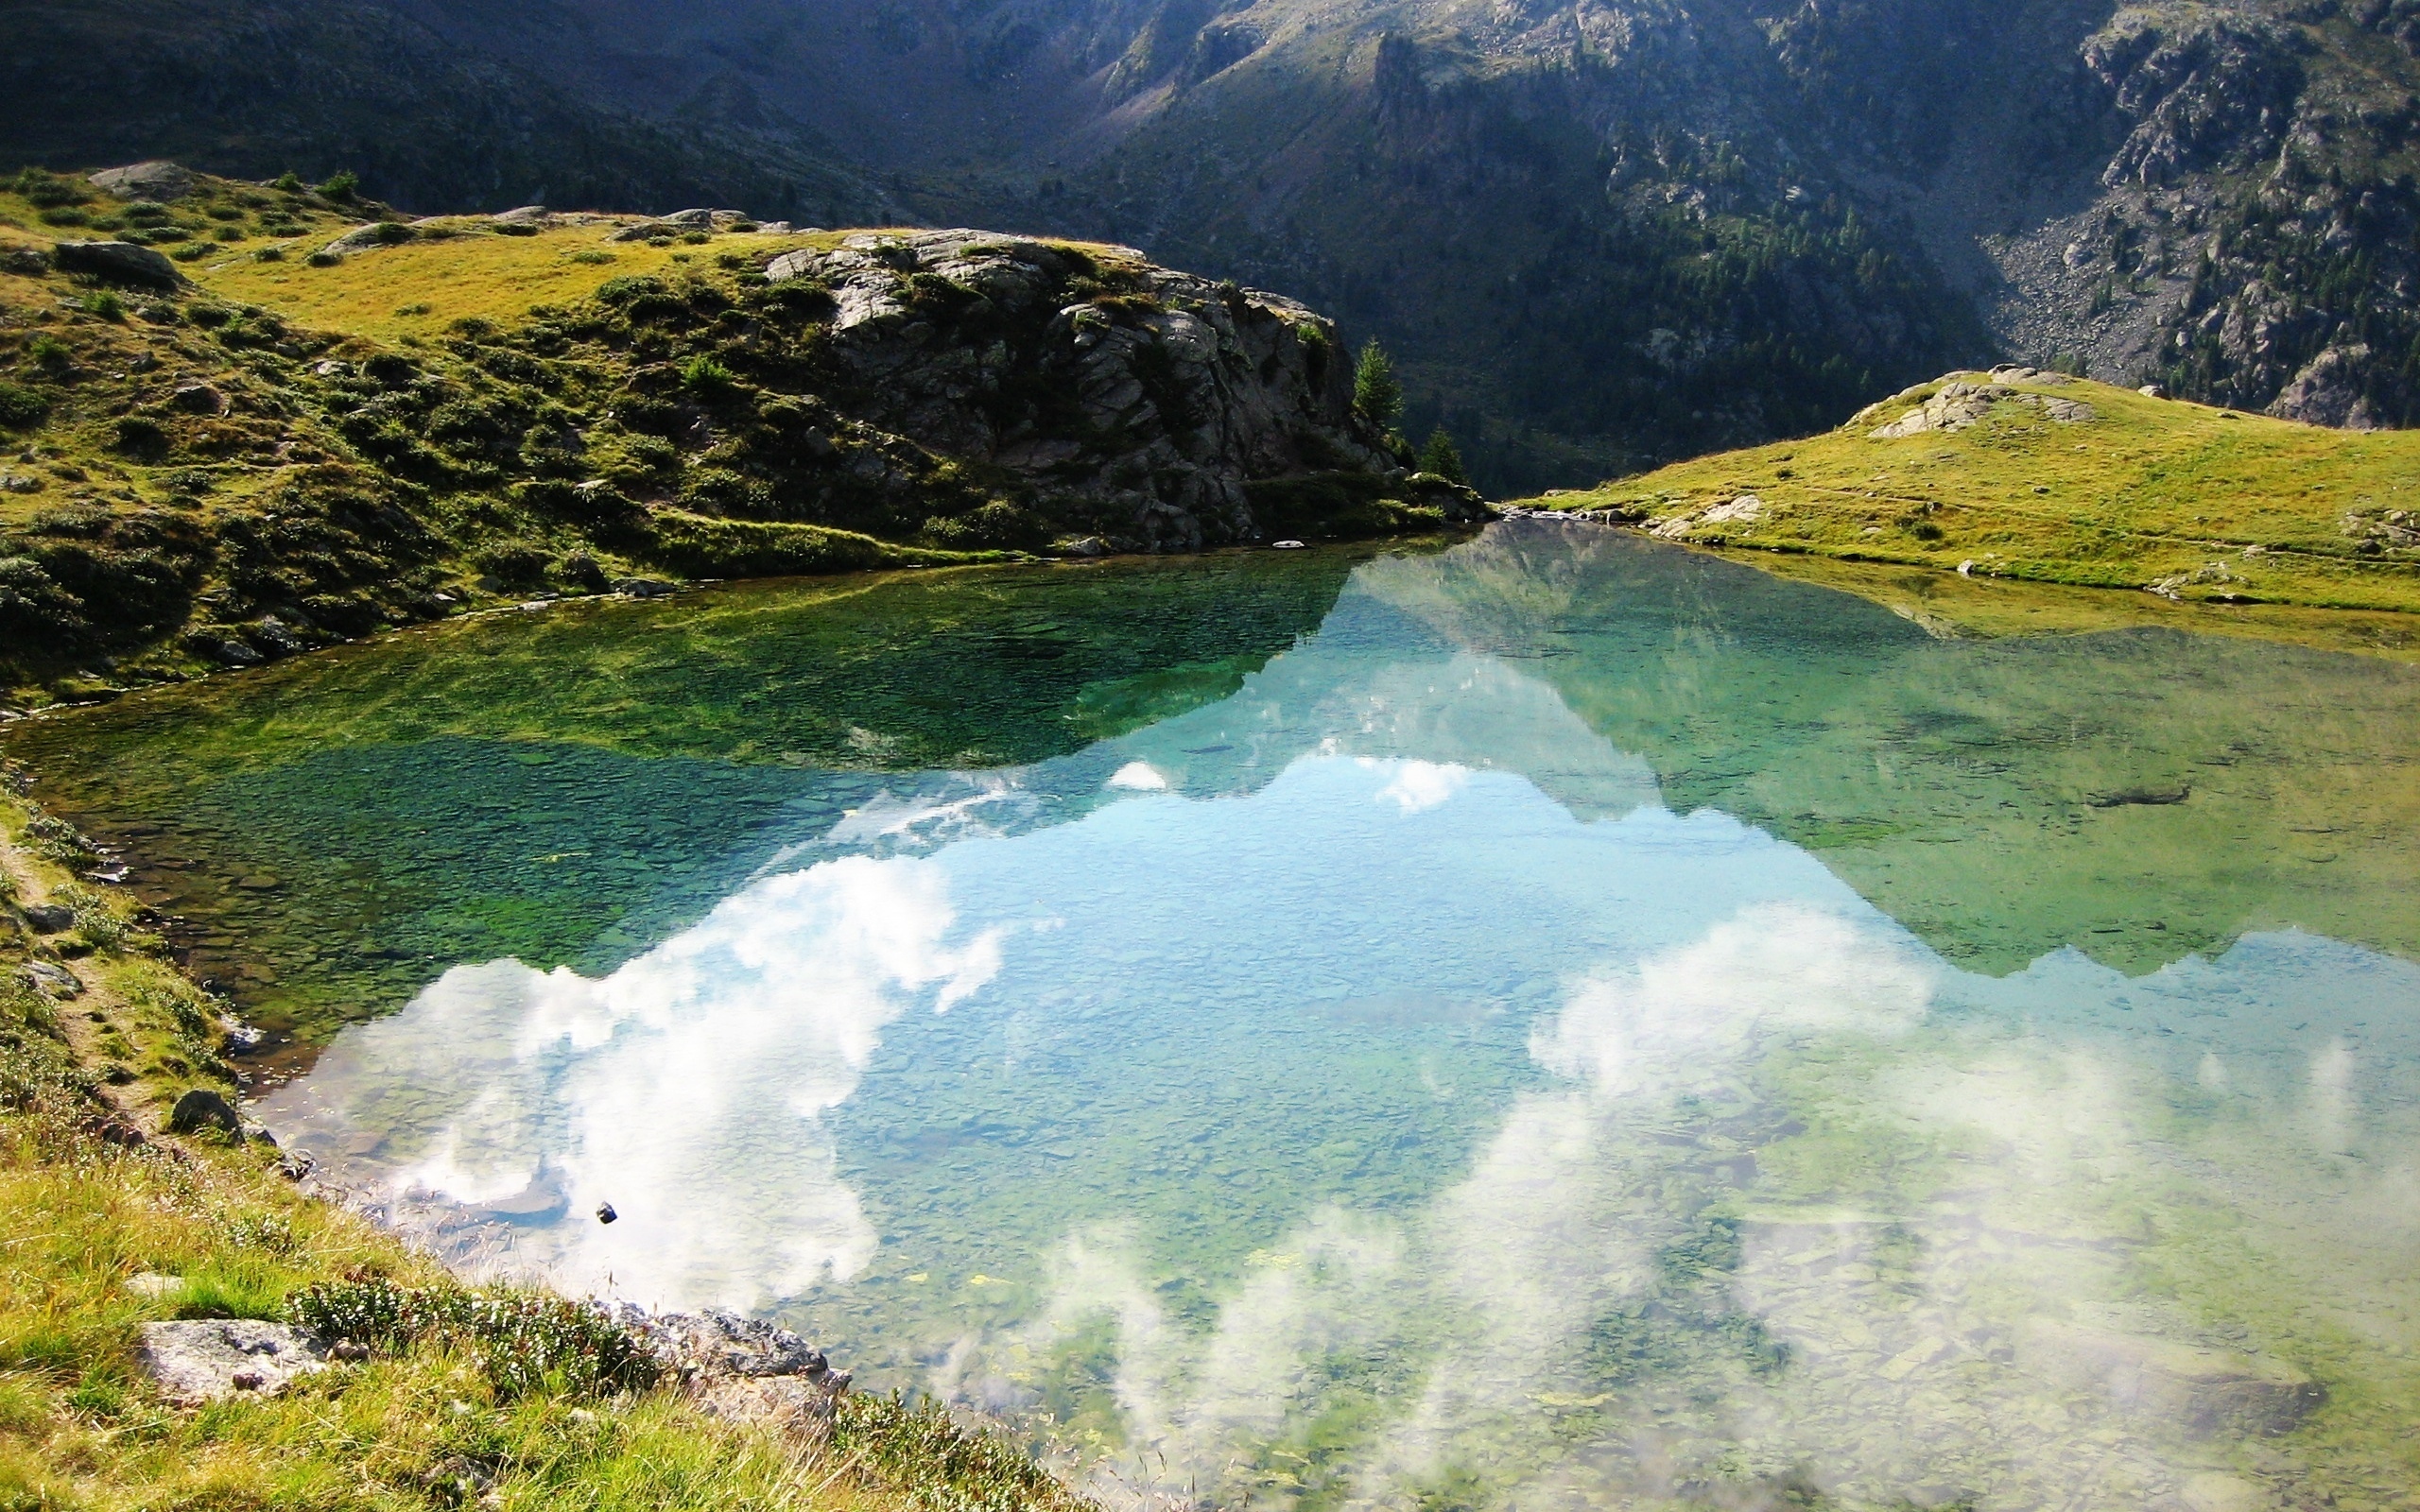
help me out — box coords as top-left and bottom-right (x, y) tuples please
(1417, 425), (1468, 485)
(1353, 339), (1403, 432)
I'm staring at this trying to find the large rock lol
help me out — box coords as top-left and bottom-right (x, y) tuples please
(757, 229), (1409, 548)
(136, 1319), (327, 1404)
(602, 1305), (850, 1431)
(167, 1087), (242, 1136)
(2021, 1317), (2325, 1436)
(89, 162), (198, 201)
(51, 241), (187, 288)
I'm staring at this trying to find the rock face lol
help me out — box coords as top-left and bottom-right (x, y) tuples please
(2269, 345), (2381, 430)
(758, 230), (1408, 550)
(51, 241), (187, 288)
(136, 1319), (327, 1403)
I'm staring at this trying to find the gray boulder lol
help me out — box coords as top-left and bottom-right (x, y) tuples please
(52, 241), (187, 288)
(489, 205), (550, 225)
(90, 162), (198, 202)
(136, 1319), (326, 1404)
(167, 1087), (243, 1136)
(21, 960), (81, 997)
(320, 222), (413, 256)
(20, 902), (74, 934)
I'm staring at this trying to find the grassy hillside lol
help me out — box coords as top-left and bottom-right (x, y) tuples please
(1524, 369), (2420, 614)
(0, 777), (1091, 1510)
(0, 164), (1441, 708)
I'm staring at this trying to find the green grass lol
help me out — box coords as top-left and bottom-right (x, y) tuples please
(1519, 370), (2420, 613)
(0, 780), (1094, 1512)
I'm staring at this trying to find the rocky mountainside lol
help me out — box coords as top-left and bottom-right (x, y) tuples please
(0, 167), (1472, 702)
(9, 0), (2418, 491)
(0, 0), (890, 223)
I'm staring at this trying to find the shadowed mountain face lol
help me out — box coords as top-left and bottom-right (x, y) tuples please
(13, 0), (2419, 489)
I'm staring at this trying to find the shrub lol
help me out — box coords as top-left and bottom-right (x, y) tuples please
(285, 1280), (660, 1399)
(81, 291), (125, 321)
(37, 207), (88, 228)
(254, 246), (285, 263)
(27, 335), (70, 369)
(305, 250), (342, 268)
(678, 353), (736, 394)
(13, 169), (85, 209)
(271, 172), (304, 193)
(565, 249), (615, 266)
(0, 384), (46, 428)
(112, 416), (168, 457)
(318, 170), (359, 200)
(170, 245), (209, 263)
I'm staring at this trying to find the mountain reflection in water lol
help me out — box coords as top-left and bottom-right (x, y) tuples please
(21, 523), (2420, 1510)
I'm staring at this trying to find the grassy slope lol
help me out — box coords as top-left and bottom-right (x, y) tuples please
(0, 167), (1167, 704)
(1522, 372), (2420, 616)
(0, 780), (1090, 1510)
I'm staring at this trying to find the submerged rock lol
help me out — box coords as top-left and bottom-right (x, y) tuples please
(2021, 1317), (2324, 1436)
(137, 1319), (327, 1404)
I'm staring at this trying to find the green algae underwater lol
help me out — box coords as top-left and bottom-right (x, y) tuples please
(9, 524), (2420, 1512)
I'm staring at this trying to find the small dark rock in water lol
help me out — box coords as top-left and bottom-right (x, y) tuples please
(596, 1201), (618, 1224)
(2088, 785), (2190, 808)
(166, 1088), (242, 1137)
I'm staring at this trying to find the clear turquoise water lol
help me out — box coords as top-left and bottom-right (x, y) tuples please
(18, 524), (2420, 1510)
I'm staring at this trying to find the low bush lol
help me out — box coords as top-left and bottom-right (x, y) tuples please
(285, 1279), (660, 1399)
(0, 385), (46, 429)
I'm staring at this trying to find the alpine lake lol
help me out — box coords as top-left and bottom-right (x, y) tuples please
(11, 520), (2420, 1512)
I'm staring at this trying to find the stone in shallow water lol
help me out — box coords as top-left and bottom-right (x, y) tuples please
(137, 1319), (326, 1404)
(2021, 1318), (2324, 1436)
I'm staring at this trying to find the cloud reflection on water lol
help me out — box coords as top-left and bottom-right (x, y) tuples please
(264, 855), (1004, 1307)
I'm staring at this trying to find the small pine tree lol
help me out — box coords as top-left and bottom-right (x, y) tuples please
(1353, 339), (1403, 432)
(1417, 426), (1468, 485)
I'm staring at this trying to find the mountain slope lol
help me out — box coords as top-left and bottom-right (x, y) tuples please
(0, 0), (887, 221)
(9, 0), (2418, 494)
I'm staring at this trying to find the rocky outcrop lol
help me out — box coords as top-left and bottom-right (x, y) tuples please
(1861, 377), (2097, 438)
(602, 1305), (851, 1432)
(137, 1319), (327, 1404)
(2269, 344), (2381, 429)
(760, 230), (1407, 550)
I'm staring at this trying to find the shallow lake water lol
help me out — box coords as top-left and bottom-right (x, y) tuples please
(13, 522), (2420, 1511)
